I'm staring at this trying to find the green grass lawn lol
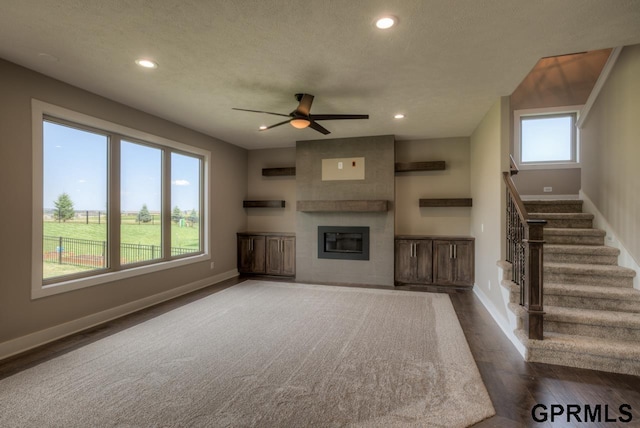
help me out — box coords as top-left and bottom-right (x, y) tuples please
(43, 220), (200, 248)
(42, 219), (201, 279)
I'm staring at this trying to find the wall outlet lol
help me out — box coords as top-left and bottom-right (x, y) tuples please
(210, 262), (215, 269)
(543, 187), (553, 192)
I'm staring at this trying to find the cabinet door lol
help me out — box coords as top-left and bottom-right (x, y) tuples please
(237, 236), (253, 273)
(265, 236), (282, 275)
(451, 240), (474, 286)
(433, 240), (454, 285)
(395, 240), (416, 284)
(251, 236), (266, 273)
(281, 237), (296, 276)
(238, 235), (266, 274)
(414, 240), (433, 284)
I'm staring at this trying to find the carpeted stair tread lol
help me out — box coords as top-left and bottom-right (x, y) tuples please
(517, 329), (640, 362)
(502, 280), (640, 312)
(543, 228), (606, 245)
(544, 244), (620, 265)
(545, 282), (640, 300)
(543, 283), (640, 312)
(544, 228), (606, 237)
(529, 212), (594, 228)
(544, 244), (619, 256)
(529, 212), (594, 220)
(544, 262), (636, 278)
(545, 305), (640, 329)
(523, 200), (583, 213)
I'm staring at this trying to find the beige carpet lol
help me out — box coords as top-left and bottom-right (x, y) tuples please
(0, 280), (494, 427)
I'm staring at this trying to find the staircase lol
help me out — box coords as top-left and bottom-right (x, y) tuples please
(501, 199), (640, 376)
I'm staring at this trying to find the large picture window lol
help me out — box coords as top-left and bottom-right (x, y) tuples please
(514, 106), (581, 169)
(33, 100), (209, 298)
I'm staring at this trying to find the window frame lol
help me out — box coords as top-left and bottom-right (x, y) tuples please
(513, 105), (583, 170)
(32, 99), (210, 299)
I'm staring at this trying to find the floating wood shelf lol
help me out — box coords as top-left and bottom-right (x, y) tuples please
(243, 200), (286, 208)
(419, 198), (472, 207)
(297, 200), (389, 212)
(262, 167), (296, 177)
(395, 161), (446, 172)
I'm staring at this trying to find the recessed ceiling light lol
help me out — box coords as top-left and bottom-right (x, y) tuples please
(135, 59), (158, 69)
(259, 125), (268, 130)
(394, 113), (405, 119)
(375, 16), (397, 29)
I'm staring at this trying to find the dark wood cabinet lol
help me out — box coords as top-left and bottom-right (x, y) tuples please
(395, 236), (474, 287)
(433, 240), (474, 286)
(395, 239), (433, 284)
(237, 234), (266, 274)
(265, 236), (295, 276)
(237, 233), (295, 277)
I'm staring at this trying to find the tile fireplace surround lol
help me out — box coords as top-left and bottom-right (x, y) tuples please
(295, 135), (395, 286)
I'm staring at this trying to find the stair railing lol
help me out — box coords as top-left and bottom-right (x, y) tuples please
(503, 156), (546, 340)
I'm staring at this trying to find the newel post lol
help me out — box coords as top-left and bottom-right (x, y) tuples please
(524, 220), (546, 340)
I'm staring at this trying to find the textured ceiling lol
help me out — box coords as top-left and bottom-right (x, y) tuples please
(1, 1), (640, 149)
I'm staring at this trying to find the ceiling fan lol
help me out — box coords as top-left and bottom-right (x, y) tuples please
(232, 93), (369, 135)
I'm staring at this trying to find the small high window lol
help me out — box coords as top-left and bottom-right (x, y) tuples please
(514, 106), (581, 169)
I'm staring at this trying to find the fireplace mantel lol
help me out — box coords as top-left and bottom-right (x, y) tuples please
(297, 200), (389, 212)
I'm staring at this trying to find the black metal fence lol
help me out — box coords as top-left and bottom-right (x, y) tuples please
(43, 235), (198, 267)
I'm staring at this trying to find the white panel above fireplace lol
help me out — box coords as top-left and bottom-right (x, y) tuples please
(321, 157), (365, 181)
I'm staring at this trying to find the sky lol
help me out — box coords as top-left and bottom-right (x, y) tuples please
(43, 121), (201, 213)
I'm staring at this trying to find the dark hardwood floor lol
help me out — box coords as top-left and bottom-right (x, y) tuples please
(448, 291), (640, 427)
(2, 276), (639, 427)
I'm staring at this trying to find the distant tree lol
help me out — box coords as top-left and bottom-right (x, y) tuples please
(187, 209), (198, 227)
(171, 205), (183, 224)
(53, 193), (75, 222)
(137, 204), (152, 223)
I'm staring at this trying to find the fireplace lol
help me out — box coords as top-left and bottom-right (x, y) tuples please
(318, 226), (370, 260)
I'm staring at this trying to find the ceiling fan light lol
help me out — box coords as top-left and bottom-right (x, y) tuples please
(290, 118), (310, 129)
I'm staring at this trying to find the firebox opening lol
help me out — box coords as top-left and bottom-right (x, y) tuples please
(318, 226), (370, 260)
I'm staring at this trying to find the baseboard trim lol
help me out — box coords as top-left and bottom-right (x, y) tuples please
(473, 275), (527, 359)
(0, 269), (239, 361)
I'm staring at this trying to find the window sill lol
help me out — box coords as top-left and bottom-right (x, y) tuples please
(516, 162), (581, 171)
(32, 253), (210, 299)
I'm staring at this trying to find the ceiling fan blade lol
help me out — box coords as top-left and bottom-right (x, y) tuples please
(309, 114), (369, 121)
(309, 121), (331, 135)
(295, 93), (314, 116)
(261, 119), (292, 131)
(232, 108), (290, 118)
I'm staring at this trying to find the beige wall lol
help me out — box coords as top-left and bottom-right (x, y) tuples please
(0, 59), (247, 345)
(246, 148), (296, 232)
(580, 44), (640, 264)
(395, 138), (471, 235)
(470, 97), (511, 321)
(512, 168), (581, 196)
